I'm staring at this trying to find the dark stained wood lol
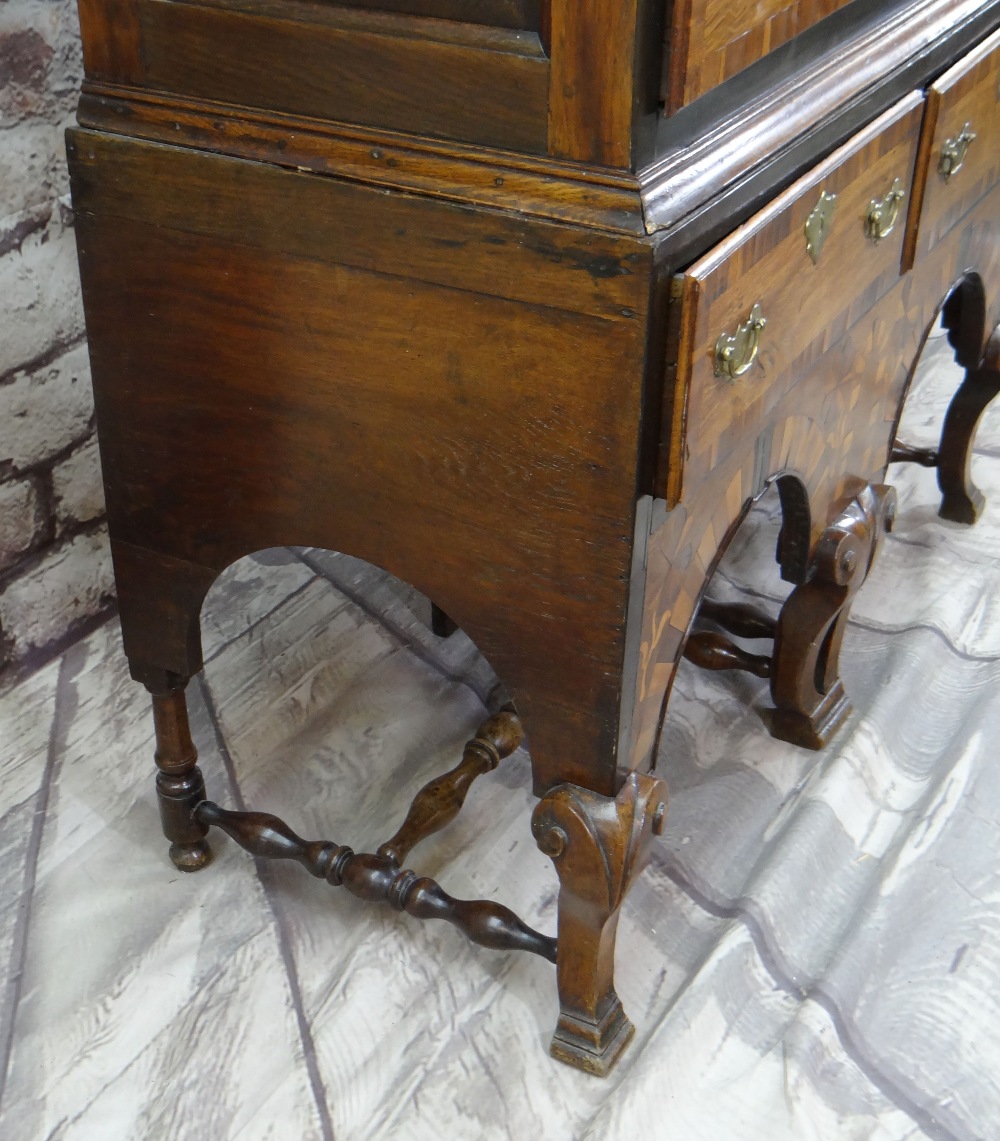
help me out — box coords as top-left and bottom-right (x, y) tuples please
(67, 130), (646, 321)
(937, 325), (1000, 524)
(378, 710), (523, 867)
(891, 441), (940, 466)
(75, 89), (646, 236)
(195, 801), (559, 961)
(643, 0), (995, 237)
(631, 182), (1000, 781)
(770, 484), (897, 749)
(546, 0), (664, 168)
(76, 0), (142, 84)
(699, 598), (777, 640)
(683, 631), (772, 679)
(72, 0), (1000, 180)
(150, 686), (213, 872)
(66, 0), (1000, 1081)
(531, 772), (667, 1077)
(137, 1), (550, 153)
(69, 130), (654, 800)
(319, 0), (542, 28)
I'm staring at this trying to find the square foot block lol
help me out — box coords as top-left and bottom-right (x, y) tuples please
(549, 1001), (636, 1077)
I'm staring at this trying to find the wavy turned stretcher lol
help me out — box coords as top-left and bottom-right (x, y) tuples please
(69, 0), (1000, 1076)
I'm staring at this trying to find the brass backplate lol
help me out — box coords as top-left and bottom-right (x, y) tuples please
(804, 190), (838, 265)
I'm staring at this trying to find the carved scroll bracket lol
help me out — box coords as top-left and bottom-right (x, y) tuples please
(770, 482), (897, 748)
(532, 771), (668, 1076)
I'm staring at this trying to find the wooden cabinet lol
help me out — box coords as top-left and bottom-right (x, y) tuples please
(68, 0), (1000, 1081)
(79, 0), (953, 166)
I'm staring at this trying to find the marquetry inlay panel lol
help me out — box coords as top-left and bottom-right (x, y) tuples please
(665, 0), (857, 112)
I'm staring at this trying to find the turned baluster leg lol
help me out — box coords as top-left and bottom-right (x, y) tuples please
(378, 709), (523, 867)
(150, 681), (212, 872)
(532, 772), (667, 1077)
(937, 328), (1000, 525)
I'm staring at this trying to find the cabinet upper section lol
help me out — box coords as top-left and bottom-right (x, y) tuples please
(664, 0), (857, 112)
(320, 0), (543, 29)
(76, 0), (998, 174)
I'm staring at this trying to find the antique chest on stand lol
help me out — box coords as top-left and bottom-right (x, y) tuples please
(68, 0), (1000, 1075)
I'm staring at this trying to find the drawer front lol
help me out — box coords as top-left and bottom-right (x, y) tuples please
(660, 95), (924, 505)
(906, 26), (1000, 266)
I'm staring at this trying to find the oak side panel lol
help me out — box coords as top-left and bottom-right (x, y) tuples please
(136, 1), (549, 152)
(69, 132), (655, 796)
(77, 0), (143, 84)
(67, 131), (647, 321)
(323, 0), (542, 28)
(547, 0), (663, 168)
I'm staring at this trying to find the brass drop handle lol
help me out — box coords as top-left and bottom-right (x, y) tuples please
(864, 177), (906, 244)
(939, 123), (976, 181)
(714, 303), (767, 381)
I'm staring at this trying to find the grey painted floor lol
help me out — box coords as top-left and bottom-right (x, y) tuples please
(1, 332), (998, 1140)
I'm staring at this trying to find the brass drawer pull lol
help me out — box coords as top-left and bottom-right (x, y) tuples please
(864, 177), (906, 244)
(804, 190), (837, 265)
(714, 303), (767, 381)
(939, 123), (976, 181)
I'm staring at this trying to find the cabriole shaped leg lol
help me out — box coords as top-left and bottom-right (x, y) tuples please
(532, 772), (667, 1077)
(149, 681), (212, 872)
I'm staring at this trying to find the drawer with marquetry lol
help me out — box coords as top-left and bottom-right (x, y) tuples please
(660, 94), (925, 505)
(905, 24), (1000, 267)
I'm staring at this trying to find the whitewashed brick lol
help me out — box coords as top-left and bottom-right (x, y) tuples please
(0, 2), (82, 216)
(0, 477), (44, 570)
(0, 341), (93, 474)
(52, 435), (104, 531)
(0, 199), (85, 379)
(2, 120), (76, 222)
(0, 527), (114, 659)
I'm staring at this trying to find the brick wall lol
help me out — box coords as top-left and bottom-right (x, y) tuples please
(1, 3), (115, 683)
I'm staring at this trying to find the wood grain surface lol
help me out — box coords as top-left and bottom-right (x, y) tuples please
(905, 24), (1000, 267)
(139, 1), (550, 152)
(69, 129), (655, 797)
(3, 403), (1000, 1134)
(665, 0), (857, 112)
(631, 178), (1000, 781)
(661, 95), (924, 505)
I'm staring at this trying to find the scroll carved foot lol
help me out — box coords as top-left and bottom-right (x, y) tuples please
(150, 682), (212, 872)
(769, 483), (896, 749)
(936, 327), (1000, 524)
(532, 772), (668, 1077)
